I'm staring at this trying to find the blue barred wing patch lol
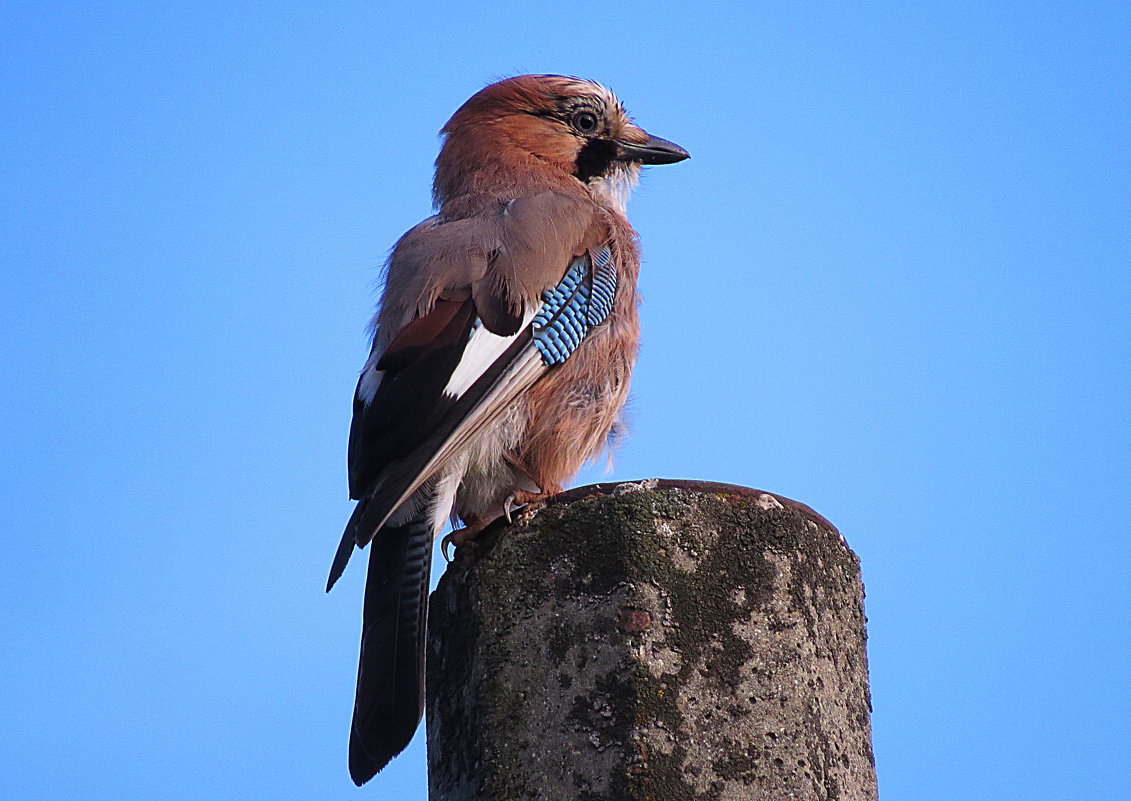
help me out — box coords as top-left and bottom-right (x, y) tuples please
(531, 246), (617, 366)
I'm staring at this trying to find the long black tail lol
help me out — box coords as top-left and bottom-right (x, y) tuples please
(348, 513), (434, 785)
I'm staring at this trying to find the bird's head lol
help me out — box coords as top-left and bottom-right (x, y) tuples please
(433, 75), (688, 210)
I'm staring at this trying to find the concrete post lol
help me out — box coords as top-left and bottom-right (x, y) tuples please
(426, 479), (877, 800)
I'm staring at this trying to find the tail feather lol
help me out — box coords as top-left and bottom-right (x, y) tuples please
(326, 499), (366, 592)
(347, 513), (435, 785)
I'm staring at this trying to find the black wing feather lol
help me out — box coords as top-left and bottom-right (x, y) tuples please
(347, 299), (476, 499)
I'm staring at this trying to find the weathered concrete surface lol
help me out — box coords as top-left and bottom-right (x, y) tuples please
(426, 479), (876, 801)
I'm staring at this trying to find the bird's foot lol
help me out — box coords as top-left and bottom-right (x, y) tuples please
(441, 522), (490, 562)
(440, 489), (558, 561)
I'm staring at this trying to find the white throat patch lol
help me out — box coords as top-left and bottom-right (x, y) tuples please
(588, 165), (640, 216)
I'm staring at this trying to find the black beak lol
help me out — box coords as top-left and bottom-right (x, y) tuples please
(614, 133), (690, 165)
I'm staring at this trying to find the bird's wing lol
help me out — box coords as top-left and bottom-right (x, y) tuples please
(327, 192), (614, 589)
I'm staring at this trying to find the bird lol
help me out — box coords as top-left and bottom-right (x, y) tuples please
(326, 74), (688, 785)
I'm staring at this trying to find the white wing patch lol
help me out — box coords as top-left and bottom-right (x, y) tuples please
(357, 308), (538, 408)
(443, 309), (537, 398)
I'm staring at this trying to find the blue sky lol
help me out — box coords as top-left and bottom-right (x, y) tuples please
(2, 2), (1128, 798)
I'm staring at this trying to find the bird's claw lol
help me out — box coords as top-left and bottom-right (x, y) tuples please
(441, 526), (479, 562)
(441, 530), (459, 562)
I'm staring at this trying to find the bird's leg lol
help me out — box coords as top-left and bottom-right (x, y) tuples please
(512, 489), (544, 506)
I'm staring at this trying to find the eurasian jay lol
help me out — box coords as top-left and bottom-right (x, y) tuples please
(327, 74), (688, 785)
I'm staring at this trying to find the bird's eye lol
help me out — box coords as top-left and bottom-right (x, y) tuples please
(573, 111), (599, 134)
